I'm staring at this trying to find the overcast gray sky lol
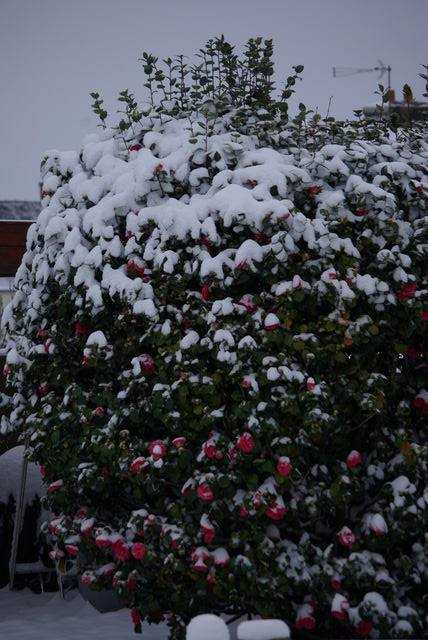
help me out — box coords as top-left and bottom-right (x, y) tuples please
(1, 0), (427, 201)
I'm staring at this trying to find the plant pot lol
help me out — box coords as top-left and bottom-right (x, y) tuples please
(77, 576), (124, 613)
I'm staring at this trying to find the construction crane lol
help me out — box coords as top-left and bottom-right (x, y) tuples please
(333, 61), (391, 91)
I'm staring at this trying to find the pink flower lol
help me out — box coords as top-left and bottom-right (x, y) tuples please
(251, 179), (258, 186)
(94, 406), (104, 417)
(338, 526), (355, 547)
(200, 514), (215, 543)
(238, 433), (255, 453)
(149, 440), (166, 460)
(308, 185), (322, 195)
(172, 437), (186, 448)
(131, 543), (146, 559)
(156, 163), (163, 171)
(96, 534), (111, 548)
(197, 484), (213, 501)
(42, 190), (49, 198)
(202, 284), (210, 301)
(346, 450), (361, 468)
(131, 457), (147, 473)
(130, 144), (142, 152)
(112, 539), (130, 561)
(277, 456), (291, 477)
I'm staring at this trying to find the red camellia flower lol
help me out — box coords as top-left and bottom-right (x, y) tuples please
(308, 185), (322, 195)
(94, 406), (104, 417)
(266, 497), (286, 520)
(331, 593), (350, 619)
(149, 440), (166, 460)
(306, 377), (316, 391)
(356, 621), (372, 636)
(130, 144), (142, 151)
(356, 209), (369, 216)
(202, 284), (210, 301)
(397, 282), (417, 301)
(238, 433), (255, 453)
(238, 293), (257, 314)
(75, 322), (90, 336)
(296, 605), (316, 630)
(139, 353), (155, 376)
(406, 345), (421, 359)
(338, 526), (355, 547)
(264, 313), (280, 330)
(37, 383), (50, 396)
(131, 608), (141, 625)
(420, 310), (428, 321)
(251, 179), (258, 186)
(131, 457), (147, 473)
(277, 456), (291, 477)
(346, 450), (361, 468)
(172, 436), (186, 448)
(413, 394), (428, 413)
(112, 538), (130, 561)
(236, 259), (247, 270)
(127, 259), (145, 278)
(415, 184), (423, 193)
(127, 574), (136, 591)
(197, 484), (214, 501)
(200, 234), (212, 251)
(331, 578), (342, 590)
(156, 163), (163, 171)
(204, 441), (217, 458)
(48, 479), (63, 493)
(42, 190), (49, 198)
(131, 542), (146, 560)
(65, 545), (79, 556)
(40, 465), (46, 478)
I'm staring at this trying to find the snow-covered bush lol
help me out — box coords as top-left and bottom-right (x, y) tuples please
(2, 37), (427, 638)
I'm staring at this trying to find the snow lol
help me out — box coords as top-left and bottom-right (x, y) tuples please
(0, 587), (167, 640)
(187, 614), (229, 640)
(237, 619), (290, 639)
(0, 446), (43, 504)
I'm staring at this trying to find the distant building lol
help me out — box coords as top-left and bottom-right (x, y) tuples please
(363, 90), (428, 122)
(0, 201), (40, 221)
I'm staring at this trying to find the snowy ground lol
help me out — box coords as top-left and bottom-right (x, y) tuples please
(0, 587), (171, 639)
(0, 587), (250, 639)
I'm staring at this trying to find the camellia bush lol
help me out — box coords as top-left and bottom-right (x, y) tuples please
(2, 37), (427, 638)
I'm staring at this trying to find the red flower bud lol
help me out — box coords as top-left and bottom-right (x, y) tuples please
(202, 284), (210, 301)
(130, 144), (142, 151)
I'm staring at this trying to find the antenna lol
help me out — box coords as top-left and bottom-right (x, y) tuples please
(333, 61), (391, 90)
